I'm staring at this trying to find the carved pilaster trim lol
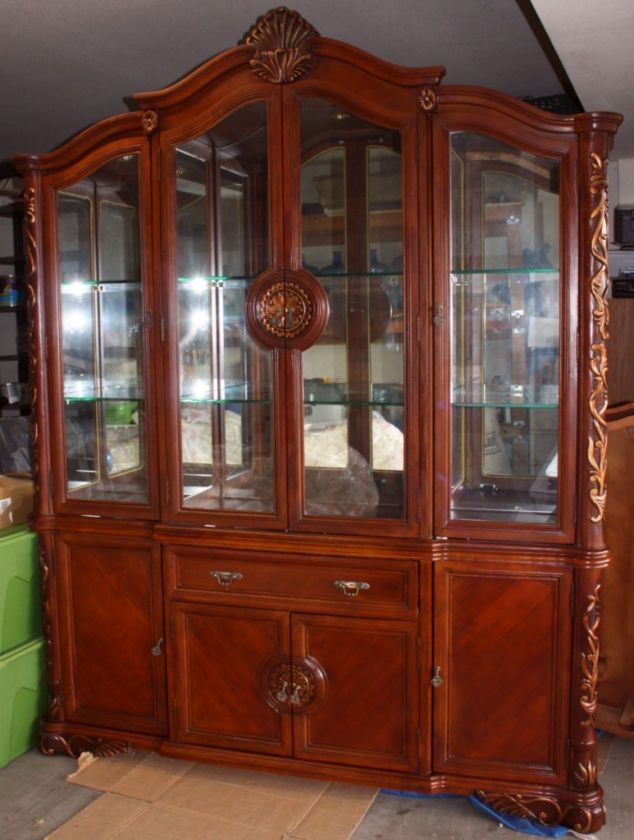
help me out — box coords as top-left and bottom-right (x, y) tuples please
(23, 186), (41, 517)
(587, 152), (609, 523)
(142, 110), (158, 134)
(39, 542), (63, 723)
(418, 87), (437, 112)
(244, 7), (319, 83)
(40, 732), (130, 759)
(573, 759), (598, 788)
(475, 790), (604, 834)
(579, 583), (601, 728)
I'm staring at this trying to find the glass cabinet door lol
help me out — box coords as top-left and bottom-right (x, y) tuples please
(57, 153), (150, 505)
(174, 101), (274, 513)
(449, 133), (561, 525)
(299, 98), (405, 520)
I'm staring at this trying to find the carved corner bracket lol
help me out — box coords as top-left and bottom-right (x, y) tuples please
(244, 7), (319, 83)
(587, 151), (610, 523)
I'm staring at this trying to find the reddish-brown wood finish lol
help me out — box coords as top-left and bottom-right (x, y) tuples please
(433, 559), (572, 782)
(54, 531), (167, 734)
(291, 613), (419, 772)
(171, 603), (292, 755)
(15, 8), (623, 834)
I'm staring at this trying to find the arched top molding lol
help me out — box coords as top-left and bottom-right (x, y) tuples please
(438, 86), (622, 141)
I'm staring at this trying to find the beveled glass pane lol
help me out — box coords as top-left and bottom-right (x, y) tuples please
(58, 154), (148, 503)
(176, 101), (274, 512)
(449, 132), (560, 524)
(300, 98), (405, 519)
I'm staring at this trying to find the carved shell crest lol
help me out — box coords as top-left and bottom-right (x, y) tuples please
(245, 7), (319, 83)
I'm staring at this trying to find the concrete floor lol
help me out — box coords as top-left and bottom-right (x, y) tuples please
(0, 737), (632, 839)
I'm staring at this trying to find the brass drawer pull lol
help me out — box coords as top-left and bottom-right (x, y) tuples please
(334, 580), (370, 597)
(210, 571), (244, 588)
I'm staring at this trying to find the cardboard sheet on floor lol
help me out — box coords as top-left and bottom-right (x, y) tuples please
(52, 752), (378, 840)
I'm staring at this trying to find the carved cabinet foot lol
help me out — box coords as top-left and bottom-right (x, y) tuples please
(475, 788), (606, 834)
(39, 728), (130, 759)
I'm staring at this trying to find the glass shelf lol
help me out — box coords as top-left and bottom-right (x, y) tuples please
(61, 279), (141, 293)
(451, 267), (559, 276)
(314, 271), (403, 278)
(304, 398), (404, 408)
(452, 401), (558, 410)
(180, 396), (270, 406)
(177, 275), (254, 285)
(64, 390), (143, 402)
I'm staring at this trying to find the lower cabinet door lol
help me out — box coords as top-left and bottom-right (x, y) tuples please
(56, 532), (167, 734)
(291, 614), (419, 772)
(433, 560), (572, 782)
(171, 603), (293, 755)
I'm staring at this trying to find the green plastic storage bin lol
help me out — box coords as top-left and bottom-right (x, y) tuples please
(0, 636), (45, 767)
(0, 526), (40, 655)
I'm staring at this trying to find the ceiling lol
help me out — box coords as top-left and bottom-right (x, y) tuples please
(1, 0), (631, 163)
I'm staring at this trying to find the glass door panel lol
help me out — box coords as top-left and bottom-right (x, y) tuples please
(58, 154), (148, 503)
(299, 98), (405, 519)
(175, 101), (274, 512)
(449, 133), (560, 524)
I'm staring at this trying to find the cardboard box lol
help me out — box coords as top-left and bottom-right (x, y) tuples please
(0, 475), (34, 530)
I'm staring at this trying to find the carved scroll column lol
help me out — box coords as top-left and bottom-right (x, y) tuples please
(566, 116), (621, 832)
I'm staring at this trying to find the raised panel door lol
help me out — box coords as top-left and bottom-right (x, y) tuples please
(291, 613), (419, 772)
(56, 532), (167, 734)
(171, 603), (292, 756)
(433, 559), (571, 782)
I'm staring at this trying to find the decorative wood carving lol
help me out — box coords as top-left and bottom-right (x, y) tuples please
(39, 543), (63, 723)
(40, 732), (130, 759)
(475, 790), (604, 833)
(142, 110), (158, 134)
(258, 281), (312, 338)
(579, 583), (601, 728)
(587, 152), (610, 523)
(245, 269), (329, 350)
(418, 88), (437, 112)
(573, 759), (597, 788)
(244, 7), (319, 83)
(261, 656), (326, 713)
(23, 186), (40, 515)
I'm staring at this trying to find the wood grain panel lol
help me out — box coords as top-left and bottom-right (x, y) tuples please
(172, 604), (292, 756)
(57, 532), (166, 734)
(433, 560), (571, 782)
(291, 613), (419, 772)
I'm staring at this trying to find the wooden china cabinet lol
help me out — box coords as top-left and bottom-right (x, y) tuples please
(15, 8), (622, 832)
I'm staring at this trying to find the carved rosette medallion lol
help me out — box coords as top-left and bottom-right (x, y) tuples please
(245, 269), (329, 350)
(587, 152), (610, 523)
(475, 791), (603, 833)
(258, 281), (312, 338)
(142, 110), (158, 134)
(261, 656), (327, 714)
(579, 584), (601, 728)
(244, 7), (319, 83)
(418, 87), (437, 112)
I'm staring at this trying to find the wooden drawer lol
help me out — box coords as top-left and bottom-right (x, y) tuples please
(164, 546), (418, 618)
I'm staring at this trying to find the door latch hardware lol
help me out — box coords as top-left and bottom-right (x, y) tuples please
(431, 666), (443, 687)
(151, 638), (164, 657)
